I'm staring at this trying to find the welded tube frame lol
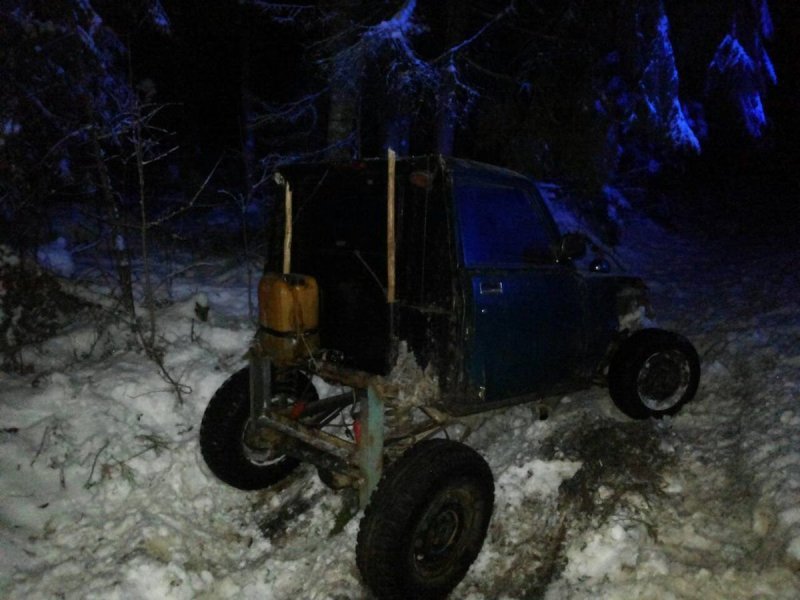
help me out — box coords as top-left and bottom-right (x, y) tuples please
(249, 351), (272, 423)
(358, 387), (385, 508)
(247, 352), (434, 509)
(254, 412), (354, 462)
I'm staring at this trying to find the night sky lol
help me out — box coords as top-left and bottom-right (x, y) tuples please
(128, 0), (304, 160)
(34, 0), (800, 239)
(118, 0), (799, 235)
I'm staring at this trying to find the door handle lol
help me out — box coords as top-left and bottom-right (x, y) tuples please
(479, 281), (503, 295)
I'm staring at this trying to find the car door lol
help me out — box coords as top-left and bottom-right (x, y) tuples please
(456, 181), (586, 402)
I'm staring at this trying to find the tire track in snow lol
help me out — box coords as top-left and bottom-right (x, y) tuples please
(622, 229), (800, 595)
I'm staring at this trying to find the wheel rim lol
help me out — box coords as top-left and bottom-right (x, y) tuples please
(411, 485), (477, 578)
(636, 349), (691, 411)
(241, 418), (287, 466)
(240, 389), (297, 467)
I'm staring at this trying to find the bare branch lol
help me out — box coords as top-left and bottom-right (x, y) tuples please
(141, 145), (179, 166)
(147, 156), (223, 228)
(246, 1), (318, 23)
(435, 2), (516, 63)
(250, 90), (325, 129)
(40, 125), (93, 166)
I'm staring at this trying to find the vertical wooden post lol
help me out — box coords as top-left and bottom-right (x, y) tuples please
(283, 182), (292, 275)
(386, 148), (397, 304)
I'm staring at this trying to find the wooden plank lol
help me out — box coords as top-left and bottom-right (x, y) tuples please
(386, 148), (397, 303)
(283, 182), (293, 274)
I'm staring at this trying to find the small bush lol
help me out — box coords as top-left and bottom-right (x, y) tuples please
(0, 245), (86, 370)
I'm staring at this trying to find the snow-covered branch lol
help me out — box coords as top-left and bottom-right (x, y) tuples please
(639, 10), (700, 152)
(707, 0), (776, 137)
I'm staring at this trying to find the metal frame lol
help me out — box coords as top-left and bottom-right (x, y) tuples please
(247, 344), (470, 507)
(249, 150), (454, 508)
(249, 351), (394, 507)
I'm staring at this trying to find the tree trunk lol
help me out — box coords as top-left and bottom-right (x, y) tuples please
(323, 1), (363, 161)
(436, 0), (468, 155)
(326, 65), (362, 160)
(239, 8), (257, 318)
(88, 124), (136, 321)
(436, 64), (458, 156)
(385, 114), (412, 156)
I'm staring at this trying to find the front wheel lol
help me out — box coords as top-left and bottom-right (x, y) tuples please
(608, 329), (700, 419)
(356, 439), (494, 600)
(199, 367), (318, 490)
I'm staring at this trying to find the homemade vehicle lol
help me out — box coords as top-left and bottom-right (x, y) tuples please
(199, 154), (700, 599)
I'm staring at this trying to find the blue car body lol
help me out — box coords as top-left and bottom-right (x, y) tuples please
(277, 156), (648, 414)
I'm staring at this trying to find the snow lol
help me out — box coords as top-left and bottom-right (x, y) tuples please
(557, 521), (643, 582)
(640, 12), (700, 152)
(710, 34), (754, 73)
(149, 0), (171, 33)
(2, 204), (800, 598)
(708, 5), (777, 139)
(496, 459), (582, 509)
(602, 184), (631, 228)
(758, 0), (775, 39)
(667, 97), (701, 153)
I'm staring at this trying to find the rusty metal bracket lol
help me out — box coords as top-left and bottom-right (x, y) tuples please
(246, 354), (392, 508)
(249, 352), (271, 423)
(254, 413), (354, 462)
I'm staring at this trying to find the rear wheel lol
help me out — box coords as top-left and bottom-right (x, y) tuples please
(199, 367), (318, 490)
(609, 329), (700, 419)
(356, 439), (494, 600)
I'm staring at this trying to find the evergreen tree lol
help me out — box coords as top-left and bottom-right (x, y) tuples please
(707, 0), (776, 137)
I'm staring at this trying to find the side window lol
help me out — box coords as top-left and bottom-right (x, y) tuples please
(457, 184), (556, 268)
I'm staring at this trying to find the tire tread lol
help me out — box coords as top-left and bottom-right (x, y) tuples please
(608, 328), (700, 419)
(356, 439), (494, 600)
(199, 367), (309, 490)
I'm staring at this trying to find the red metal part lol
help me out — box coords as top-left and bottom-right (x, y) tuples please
(290, 401), (307, 420)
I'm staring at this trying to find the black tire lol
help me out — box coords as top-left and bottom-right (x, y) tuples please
(608, 328), (700, 420)
(356, 439), (494, 600)
(199, 367), (318, 490)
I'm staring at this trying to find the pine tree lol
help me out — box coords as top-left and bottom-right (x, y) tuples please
(707, 0), (776, 137)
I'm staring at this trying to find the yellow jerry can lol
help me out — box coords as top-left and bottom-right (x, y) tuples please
(256, 272), (320, 364)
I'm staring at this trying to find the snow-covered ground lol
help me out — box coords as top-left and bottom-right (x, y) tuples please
(1, 205), (799, 599)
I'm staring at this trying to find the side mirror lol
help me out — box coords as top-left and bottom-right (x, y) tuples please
(558, 232), (587, 262)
